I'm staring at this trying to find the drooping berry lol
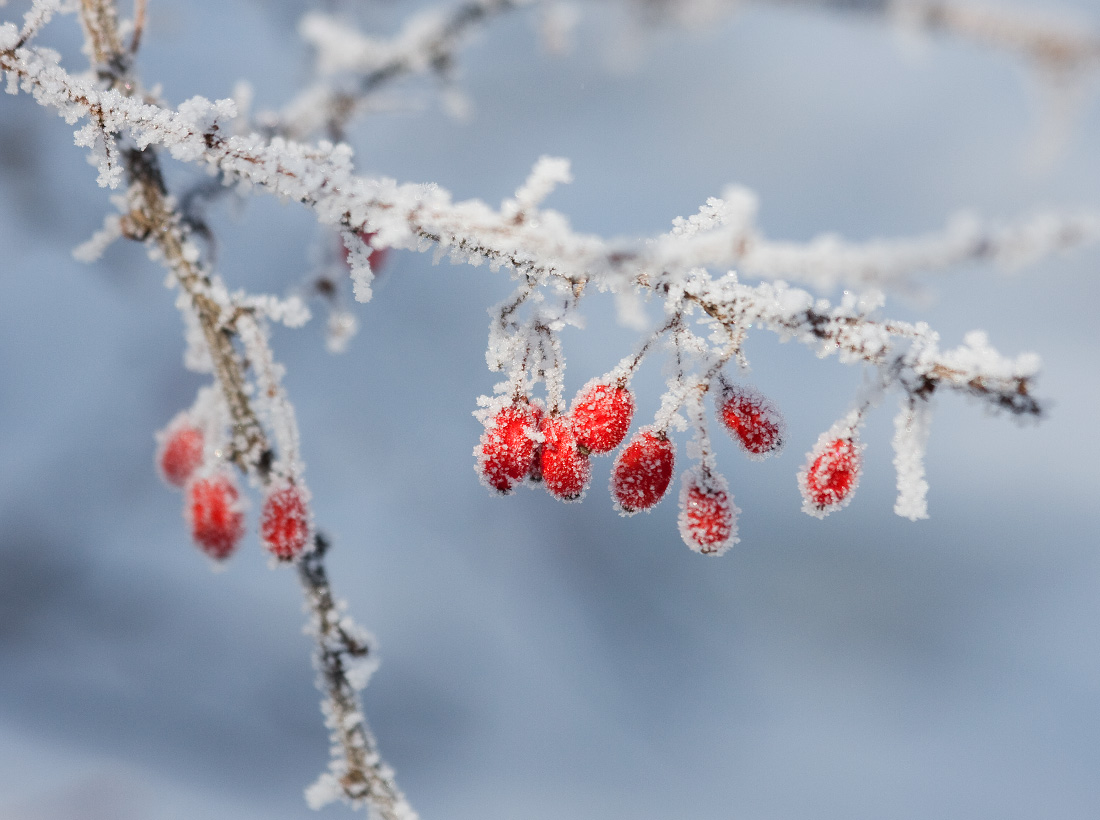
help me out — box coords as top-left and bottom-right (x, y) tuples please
(611, 428), (675, 514)
(261, 484), (311, 561)
(678, 469), (739, 556)
(717, 384), (785, 459)
(186, 473), (245, 561)
(571, 380), (635, 454)
(475, 401), (541, 494)
(539, 414), (591, 501)
(800, 436), (862, 518)
(157, 421), (205, 488)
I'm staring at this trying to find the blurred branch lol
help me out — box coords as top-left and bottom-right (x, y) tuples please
(54, 2), (416, 815)
(267, 0), (527, 140)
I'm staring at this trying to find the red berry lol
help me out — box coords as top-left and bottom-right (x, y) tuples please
(186, 474), (245, 561)
(571, 380), (635, 454)
(261, 484), (311, 561)
(800, 436), (862, 517)
(717, 384), (784, 459)
(611, 429), (675, 514)
(343, 230), (389, 272)
(475, 401), (541, 494)
(678, 469), (738, 555)
(539, 414), (591, 501)
(526, 402), (545, 483)
(158, 422), (204, 488)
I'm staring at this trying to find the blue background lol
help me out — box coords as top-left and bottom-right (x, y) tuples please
(2, 0), (1099, 817)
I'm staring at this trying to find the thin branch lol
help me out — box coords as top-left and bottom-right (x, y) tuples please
(64, 3), (414, 815)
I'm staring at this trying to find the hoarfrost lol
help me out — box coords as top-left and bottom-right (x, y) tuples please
(892, 398), (932, 521)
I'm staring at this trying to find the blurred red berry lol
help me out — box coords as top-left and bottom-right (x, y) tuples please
(678, 470), (738, 555)
(158, 423), (204, 488)
(611, 429), (675, 514)
(187, 474), (245, 561)
(800, 437), (861, 516)
(261, 484), (311, 561)
(539, 414), (591, 501)
(571, 380), (635, 454)
(476, 401), (541, 494)
(717, 384), (784, 458)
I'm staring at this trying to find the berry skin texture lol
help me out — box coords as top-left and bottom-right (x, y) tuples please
(187, 474), (245, 561)
(539, 414), (592, 501)
(158, 423), (204, 488)
(611, 429), (675, 514)
(717, 384), (785, 459)
(678, 469), (739, 556)
(475, 401), (541, 495)
(261, 485), (311, 561)
(571, 380), (635, 454)
(799, 436), (862, 518)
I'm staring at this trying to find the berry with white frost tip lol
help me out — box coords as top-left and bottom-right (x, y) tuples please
(611, 428), (675, 514)
(261, 484), (311, 561)
(716, 383), (784, 459)
(157, 419), (204, 488)
(678, 468), (739, 556)
(539, 413), (591, 501)
(571, 379), (635, 454)
(187, 473), (245, 561)
(800, 435), (862, 517)
(476, 400), (541, 494)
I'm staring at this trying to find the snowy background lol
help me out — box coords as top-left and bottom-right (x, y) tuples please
(2, 0), (1100, 818)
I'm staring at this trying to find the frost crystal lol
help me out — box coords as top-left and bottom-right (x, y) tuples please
(892, 398), (932, 521)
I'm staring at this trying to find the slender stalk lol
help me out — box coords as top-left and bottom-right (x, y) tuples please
(74, 2), (415, 815)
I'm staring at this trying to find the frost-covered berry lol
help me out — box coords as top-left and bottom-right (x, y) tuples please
(187, 474), (245, 561)
(717, 384), (784, 459)
(157, 421), (204, 488)
(476, 401), (541, 494)
(571, 380), (635, 454)
(678, 469), (739, 556)
(261, 484), (311, 561)
(799, 436), (862, 517)
(539, 414), (591, 501)
(611, 429), (675, 514)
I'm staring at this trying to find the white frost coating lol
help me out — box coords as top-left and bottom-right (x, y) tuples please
(281, 0), (529, 138)
(304, 772), (343, 811)
(677, 466), (739, 556)
(504, 155), (572, 218)
(0, 23), (16, 53)
(892, 398), (932, 521)
(236, 314), (308, 488)
(798, 411), (866, 519)
(240, 293), (312, 328)
(72, 212), (122, 262)
(341, 230), (375, 303)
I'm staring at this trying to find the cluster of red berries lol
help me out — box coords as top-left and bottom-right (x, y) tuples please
(157, 416), (311, 563)
(476, 379), (656, 506)
(477, 376), (864, 554)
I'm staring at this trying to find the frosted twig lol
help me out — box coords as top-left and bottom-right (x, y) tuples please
(0, 31), (1050, 416)
(270, 0), (527, 140)
(299, 535), (415, 820)
(63, 3), (414, 815)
